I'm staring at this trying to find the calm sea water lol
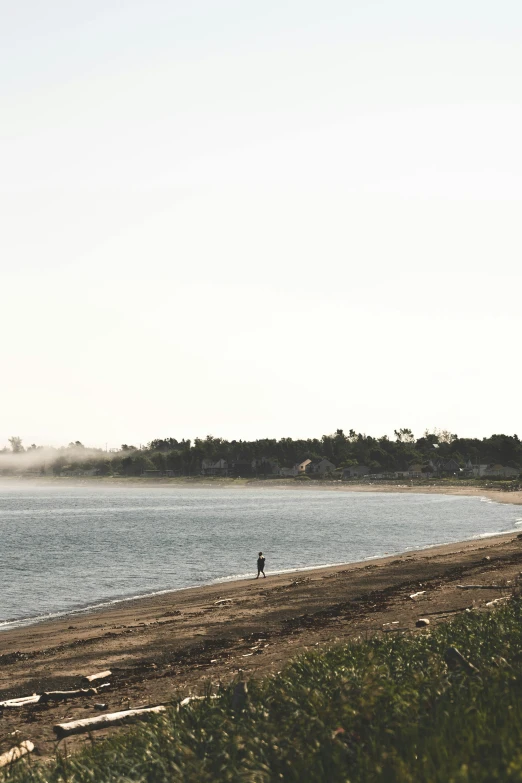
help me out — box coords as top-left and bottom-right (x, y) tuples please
(0, 485), (520, 630)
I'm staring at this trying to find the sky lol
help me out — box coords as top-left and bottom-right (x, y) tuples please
(1, 0), (521, 449)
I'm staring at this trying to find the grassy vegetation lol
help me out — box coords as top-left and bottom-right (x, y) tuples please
(7, 601), (522, 782)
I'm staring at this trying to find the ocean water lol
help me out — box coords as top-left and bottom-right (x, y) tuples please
(0, 485), (520, 630)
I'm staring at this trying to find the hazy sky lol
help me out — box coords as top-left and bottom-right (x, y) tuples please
(2, 1), (521, 448)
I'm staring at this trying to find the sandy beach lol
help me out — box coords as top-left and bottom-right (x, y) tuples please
(252, 481), (522, 506)
(1, 498), (522, 760)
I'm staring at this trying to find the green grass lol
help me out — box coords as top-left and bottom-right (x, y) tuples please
(7, 601), (522, 782)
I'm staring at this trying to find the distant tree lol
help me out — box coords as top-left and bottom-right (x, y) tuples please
(52, 457), (67, 475)
(96, 460), (112, 476)
(8, 436), (24, 452)
(394, 429), (415, 443)
(151, 453), (166, 472)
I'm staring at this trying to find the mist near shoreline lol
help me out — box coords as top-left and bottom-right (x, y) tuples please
(0, 443), (128, 474)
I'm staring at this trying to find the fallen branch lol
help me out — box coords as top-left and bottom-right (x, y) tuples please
(83, 670), (111, 683)
(0, 741), (35, 768)
(53, 705), (166, 738)
(457, 585), (505, 590)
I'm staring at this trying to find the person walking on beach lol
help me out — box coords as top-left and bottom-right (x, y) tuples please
(256, 552), (266, 578)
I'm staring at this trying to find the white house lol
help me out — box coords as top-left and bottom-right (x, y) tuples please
(279, 459), (311, 477)
(296, 459), (312, 474)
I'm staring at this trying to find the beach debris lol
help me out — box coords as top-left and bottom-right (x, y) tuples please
(0, 695), (40, 709)
(94, 703), (108, 710)
(40, 688), (97, 703)
(445, 646), (479, 675)
(457, 585), (504, 590)
(486, 596), (510, 607)
(83, 670), (112, 683)
(53, 705), (166, 738)
(179, 695), (218, 708)
(409, 591), (426, 599)
(214, 599), (233, 605)
(415, 618), (430, 627)
(0, 741), (35, 768)
(179, 696), (202, 707)
(1, 688), (101, 709)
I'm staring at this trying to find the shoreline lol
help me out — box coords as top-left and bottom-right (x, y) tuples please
(0, 484), (520, 634)
(2, 529), (522, 759)
(1, 525), (519, 635)
(2, 474), (521, 505)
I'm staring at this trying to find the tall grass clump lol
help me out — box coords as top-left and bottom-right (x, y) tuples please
(6, 600), (522, 782)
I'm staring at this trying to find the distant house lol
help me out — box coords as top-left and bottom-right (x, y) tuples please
(229, 461), (253, 477)
(342, 465), (369, 479)
(408, 463), (424, 478)
(296, 459), (312, 474)
(279, 459), (311, 477)
(201, 458), (228, 476)
(308, 458), (336, 475)
(368, 470), (399, 480)
(442, 458), (461, 475)
(470, 464), (489, 478)
(484, 464), (520, 478)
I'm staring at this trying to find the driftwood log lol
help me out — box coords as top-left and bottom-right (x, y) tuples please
(486, 596), (510, 607)
(53, 705), (166, 738)
(0, 741), (35, 768)
(40, 688), (97, 703)
(83, 670), (111, 683)
(0, 695), (40, 708)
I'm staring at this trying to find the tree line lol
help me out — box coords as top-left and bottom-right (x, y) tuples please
(1, 429), (521, 477)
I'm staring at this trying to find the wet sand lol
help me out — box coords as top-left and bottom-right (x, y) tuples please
(1, 525), (522, 760)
